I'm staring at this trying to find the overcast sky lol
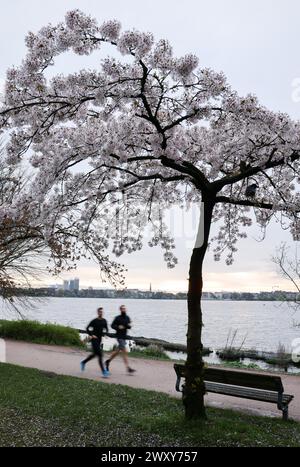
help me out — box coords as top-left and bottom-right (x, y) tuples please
(1, 0), (300, 292)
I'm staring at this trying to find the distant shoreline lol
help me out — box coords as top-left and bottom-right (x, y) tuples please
(3, 287), (298, 302)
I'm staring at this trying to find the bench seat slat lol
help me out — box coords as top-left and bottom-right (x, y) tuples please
(205, 381), (293, 404)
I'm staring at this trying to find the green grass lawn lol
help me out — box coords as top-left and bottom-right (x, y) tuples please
(0, 363), (299, 447)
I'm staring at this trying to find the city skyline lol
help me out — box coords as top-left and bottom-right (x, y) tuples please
(19, 284), (299, 302)
(43, 276), (291, 295)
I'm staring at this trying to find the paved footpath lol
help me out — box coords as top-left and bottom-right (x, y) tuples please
(3, 339), (300, 421)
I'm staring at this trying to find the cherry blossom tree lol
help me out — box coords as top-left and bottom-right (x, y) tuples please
(1, 10), (300, 419)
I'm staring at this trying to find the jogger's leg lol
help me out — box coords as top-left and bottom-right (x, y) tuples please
(107, 349), (120, 362)
(95, 348), (105, 372)
(82, 353), (96, 365)
(120, 349), (129, 368)
(90, 339), (106, 373)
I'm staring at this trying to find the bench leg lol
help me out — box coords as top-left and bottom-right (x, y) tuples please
(282, 405), (289, 421)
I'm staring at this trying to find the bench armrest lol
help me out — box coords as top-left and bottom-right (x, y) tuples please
(277, 391), (283, 411)
(175, 374), (182, 392)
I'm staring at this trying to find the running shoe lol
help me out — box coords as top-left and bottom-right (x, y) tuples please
(80, 361), (85, 372)
(102, 370), (110, 378)
(127, 367), (136, 374)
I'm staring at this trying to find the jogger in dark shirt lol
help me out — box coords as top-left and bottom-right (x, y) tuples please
(80, 307), (110, 377)
(105, 305), (136, 374)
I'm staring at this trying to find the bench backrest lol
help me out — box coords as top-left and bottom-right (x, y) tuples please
(174, 364), (284, 393)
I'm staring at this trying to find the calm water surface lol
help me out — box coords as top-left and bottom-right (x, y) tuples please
(2, 298), (299, 353)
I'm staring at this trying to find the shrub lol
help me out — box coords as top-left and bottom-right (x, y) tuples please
(0, 320), (83, 347)
(222, 361), (260, 370)
(130, 344), (170, 360)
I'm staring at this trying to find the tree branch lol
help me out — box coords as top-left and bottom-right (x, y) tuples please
(215, 196), (274, 210)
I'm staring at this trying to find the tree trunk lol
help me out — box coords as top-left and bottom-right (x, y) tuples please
(184, 199), (215, 420)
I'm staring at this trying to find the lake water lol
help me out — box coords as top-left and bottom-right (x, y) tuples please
(2, 297), (300, 353)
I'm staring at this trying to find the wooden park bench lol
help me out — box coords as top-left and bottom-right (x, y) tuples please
(174, 364), (294, 420)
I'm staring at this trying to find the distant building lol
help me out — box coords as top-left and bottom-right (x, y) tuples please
(213, 292), (223, 300)
(62, 278), (80, 292)
(49, 284), (64, 290)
